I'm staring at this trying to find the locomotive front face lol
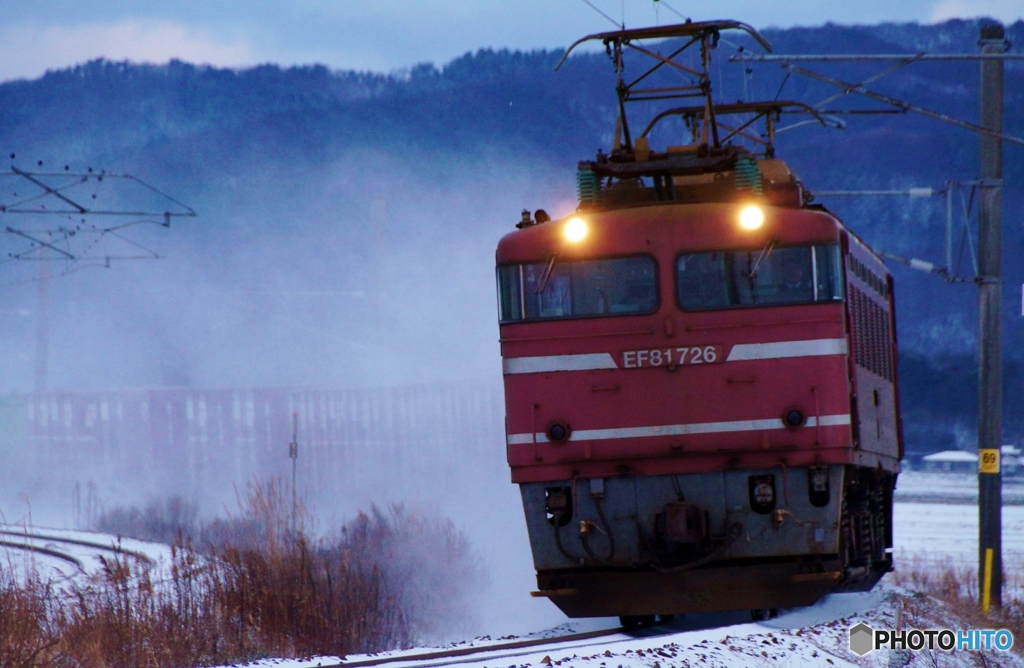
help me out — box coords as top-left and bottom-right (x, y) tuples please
(495, 202), (900, 618)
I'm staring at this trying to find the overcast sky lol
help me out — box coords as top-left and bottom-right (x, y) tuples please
(1, 0), (1021, 82)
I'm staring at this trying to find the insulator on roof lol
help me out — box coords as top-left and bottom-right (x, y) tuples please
(734, 155), (763, 196)
(577, 169), (603, 206)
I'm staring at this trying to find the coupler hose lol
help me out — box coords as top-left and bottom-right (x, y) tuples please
(554, 522), (582, 565)
(580, 496), (616, 565)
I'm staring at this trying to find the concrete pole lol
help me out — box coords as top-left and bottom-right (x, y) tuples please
(977, 22), (1005, 611)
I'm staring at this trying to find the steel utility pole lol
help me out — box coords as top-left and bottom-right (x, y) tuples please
(289, 411), (299, 534)
(977, 22), (1005, 613)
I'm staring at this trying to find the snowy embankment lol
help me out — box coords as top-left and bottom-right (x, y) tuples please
(4, 499), (1020, 667)
(215, 585), (1022, 668)
(212, 501), (1024, 668)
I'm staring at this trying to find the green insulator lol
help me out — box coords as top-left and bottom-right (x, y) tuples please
(576, 169), (602, 205)
(734, 156), (763, 196)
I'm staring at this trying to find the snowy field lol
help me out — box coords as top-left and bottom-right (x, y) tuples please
(894, 501), (1024, 572)
(896, 470), (1024, 504)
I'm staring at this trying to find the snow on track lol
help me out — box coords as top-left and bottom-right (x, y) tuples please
(214, 588), (920, 668)
(0, 526), (173, 582)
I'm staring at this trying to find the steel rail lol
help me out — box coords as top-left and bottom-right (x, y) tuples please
(0, 529), (155, 565)
(0, 539), (84, 569)
(326, 626), (634, 668)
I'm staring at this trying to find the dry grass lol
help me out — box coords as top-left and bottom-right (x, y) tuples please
(0, 477), (480, 667)
(889, 555), (1024, 655)
(0, 569), (60, 668)
(94, 496), (199, 545)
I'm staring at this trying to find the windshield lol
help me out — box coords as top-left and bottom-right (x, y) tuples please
(676, 244), (843, 311)
(497, 255), (657, 322)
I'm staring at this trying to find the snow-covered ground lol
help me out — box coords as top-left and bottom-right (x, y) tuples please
(894, 501), (1024, 573)
(217, 585), (1023, 668)
(213, 499), (1024, 668)
(0, 525), (173, 582)
(4, 497), (1019, 667)
(896, 470), (1024, 504)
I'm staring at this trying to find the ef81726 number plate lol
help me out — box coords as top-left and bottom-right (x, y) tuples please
(622, 345), (723, 369)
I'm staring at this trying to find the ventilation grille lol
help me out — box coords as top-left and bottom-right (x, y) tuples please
(849, 285), (894, 381)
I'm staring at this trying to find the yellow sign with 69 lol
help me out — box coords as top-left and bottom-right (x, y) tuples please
(980, 448), (1000, 474)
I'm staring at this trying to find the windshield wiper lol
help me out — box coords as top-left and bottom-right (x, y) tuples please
(535, 254), (558, 294)
(749, 238), (778, 278)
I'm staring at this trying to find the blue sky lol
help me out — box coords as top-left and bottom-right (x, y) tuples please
(1, 0), (1021, 81)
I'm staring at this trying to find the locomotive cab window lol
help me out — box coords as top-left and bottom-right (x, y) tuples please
(676, 244), (843, 311)
(497, 255), (657, 322)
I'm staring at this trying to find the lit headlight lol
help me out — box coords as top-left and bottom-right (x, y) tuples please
(564, 217), (588, 242)
(739, 205), (764, 230)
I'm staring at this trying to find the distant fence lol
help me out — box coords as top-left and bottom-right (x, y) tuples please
(2, 382), (506, 511)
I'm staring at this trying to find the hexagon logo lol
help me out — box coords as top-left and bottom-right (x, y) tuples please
(849, 622), (875, 656)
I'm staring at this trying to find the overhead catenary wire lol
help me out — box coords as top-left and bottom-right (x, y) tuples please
(0, 165), (193, 284)
(656, 0), (689, 22)
(578, 0), (621, 29)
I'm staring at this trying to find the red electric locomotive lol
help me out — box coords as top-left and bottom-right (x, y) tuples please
(495, 21), (901, 625)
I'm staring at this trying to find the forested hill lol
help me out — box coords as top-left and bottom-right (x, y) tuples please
(0, 17), (1022, 457)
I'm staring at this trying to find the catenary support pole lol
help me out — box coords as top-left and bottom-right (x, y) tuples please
(290, 411), (299, 534)
(977, 22), (1005, 611)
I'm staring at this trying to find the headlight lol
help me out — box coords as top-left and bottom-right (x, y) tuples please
(564, 217), (588, 242)
(739, 205), (764, 230)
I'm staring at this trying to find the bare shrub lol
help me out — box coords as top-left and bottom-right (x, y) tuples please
(94, 496), (199, 545)
(0, 477), (481, 665)
(0, 568), (60, 668)
(198, 477), (310, 551)
(212, 535), (410, 657)
(344, 504), (486, 643)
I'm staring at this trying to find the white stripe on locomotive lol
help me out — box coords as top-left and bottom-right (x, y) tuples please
(506, 413), (852, 444)
(502, 338), (848, 374)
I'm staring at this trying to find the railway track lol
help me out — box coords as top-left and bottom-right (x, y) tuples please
(0, 527), (155, 575)
(325, 623), (680, 668)
(0, 538), (84, 569)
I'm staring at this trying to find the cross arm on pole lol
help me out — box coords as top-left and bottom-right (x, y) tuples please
(9, 166), (88, 214)
(4, 227), (76, 260)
